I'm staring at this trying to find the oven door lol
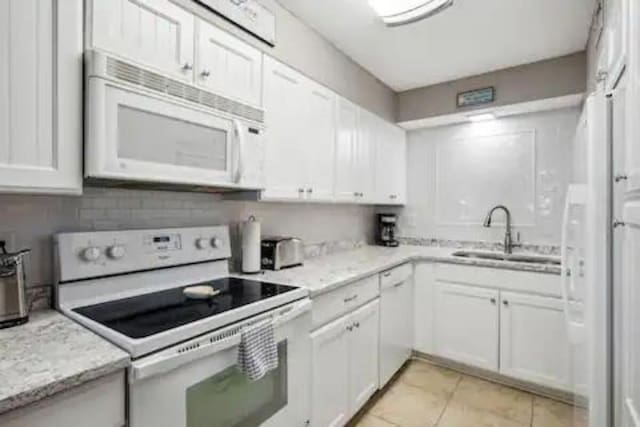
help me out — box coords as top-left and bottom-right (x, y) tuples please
(86, 77), (252, 188)
(128, 300), (312, 427)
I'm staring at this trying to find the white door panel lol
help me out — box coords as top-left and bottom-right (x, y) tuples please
(433, 281), (499, 371)
(311, 315), (350, 427)
(348, 299), (380, 416)
(196, 19), (262, 107)
(499, 292), (571, 391)
(89, 0), (195, 81)
(0, 0), (82, 193)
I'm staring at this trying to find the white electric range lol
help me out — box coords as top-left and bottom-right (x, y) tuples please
(54, 226), (312, 427)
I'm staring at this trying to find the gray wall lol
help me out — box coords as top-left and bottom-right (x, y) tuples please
(173, 0), (396, 120)
(396, 52), (587, 123)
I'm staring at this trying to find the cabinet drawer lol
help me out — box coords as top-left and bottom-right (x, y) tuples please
(435, 263), (561, 297)
(380, 263), (413, 290)
(312, 275), (379, 329)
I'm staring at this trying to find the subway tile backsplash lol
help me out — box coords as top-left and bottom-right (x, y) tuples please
(0, 187), (375, 297)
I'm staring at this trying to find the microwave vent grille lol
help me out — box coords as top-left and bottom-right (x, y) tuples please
(105, 57), (264, 123)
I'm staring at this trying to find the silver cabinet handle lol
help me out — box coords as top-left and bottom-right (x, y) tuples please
(306, 188), (313, 194)
(347, 325), (353, 331)
(490, 297), (496, 304)
(393, 282), (404, 288)
(613, 220), (626, 228)
(353, 191), (359, 197)
(298, 188), (305, 194)
(615, 174), (628, 182)
(390, 194), (397, 199)
(200, 69), (211, 77)
(182, 62), (193, 71)
(354, 322), (360, 328)
(383, 272), (391, 277)
(503, 300), (509, 307)
(344, 295), (358, 303)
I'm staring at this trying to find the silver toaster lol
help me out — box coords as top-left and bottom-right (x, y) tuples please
(261, 237), (304, 270)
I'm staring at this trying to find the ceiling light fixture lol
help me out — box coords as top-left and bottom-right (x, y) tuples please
(368, 0), (454, 26)
(467, 113), (497, 122)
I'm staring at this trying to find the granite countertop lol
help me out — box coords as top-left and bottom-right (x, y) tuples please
(0, 310), (129, 415)
(242, 245), (561, 297)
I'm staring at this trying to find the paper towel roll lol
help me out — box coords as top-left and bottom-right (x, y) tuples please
(242, 216), (261, 274)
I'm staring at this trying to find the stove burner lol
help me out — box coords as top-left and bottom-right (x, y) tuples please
(73, 277), (297, 339)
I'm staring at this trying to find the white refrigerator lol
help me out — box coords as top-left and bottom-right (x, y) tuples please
(562, 84), (615, 427)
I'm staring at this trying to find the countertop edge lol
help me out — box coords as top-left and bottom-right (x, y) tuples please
(306, 251), (561, 298)
(0, 355), (130, 416)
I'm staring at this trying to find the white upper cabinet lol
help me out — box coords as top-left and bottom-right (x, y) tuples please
(375, 121), (407, 205)
(262, 56), (308, 200)
(196, 19), (263, 107)
(303, 80), (336, 201)
(433, 281), (500, 371)
(0, 0), (82, 194)
(334, 97), (361, 202)
(89, 0), (195, 81)
(499, 292), (571, 391)
(334, 99), (378, 203)
(356, 109), (378, 203)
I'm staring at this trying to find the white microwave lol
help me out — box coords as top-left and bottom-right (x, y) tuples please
(85, 50), (265, 190)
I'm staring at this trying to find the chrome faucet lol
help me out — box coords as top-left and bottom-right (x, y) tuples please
(483, 205), (518, 254)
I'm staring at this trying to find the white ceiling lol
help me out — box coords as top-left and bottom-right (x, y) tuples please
(276, 0), (595, 92)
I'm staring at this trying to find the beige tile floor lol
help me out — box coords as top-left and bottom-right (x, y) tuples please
(351, 359), (587, 427)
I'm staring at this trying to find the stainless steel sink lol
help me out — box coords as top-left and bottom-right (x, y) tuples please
(451, 250), (561, 265)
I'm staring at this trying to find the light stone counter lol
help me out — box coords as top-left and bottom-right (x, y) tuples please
(0, 310), (129, 415)
(239, 245), (561, 297)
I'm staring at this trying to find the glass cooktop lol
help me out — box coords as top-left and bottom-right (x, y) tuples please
(73, 278), (297, 339)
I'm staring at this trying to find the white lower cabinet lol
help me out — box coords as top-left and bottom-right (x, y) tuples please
(379, 266), (413, 387)
(433, 281), (500, 371)
(0, 372), (125, 427)
(430, 269), (572, 392)
(311, 299), (379, 427)
(499, 291), (570, 390)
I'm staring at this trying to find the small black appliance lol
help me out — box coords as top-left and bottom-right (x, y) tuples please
(377, 214), (399, 247)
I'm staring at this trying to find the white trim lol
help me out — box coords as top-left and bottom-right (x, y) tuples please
(398, 93), (585, 130)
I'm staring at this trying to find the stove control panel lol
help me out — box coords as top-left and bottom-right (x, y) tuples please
(56, 226), (231, 282)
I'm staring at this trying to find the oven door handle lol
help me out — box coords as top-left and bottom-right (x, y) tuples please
(130, 299), (312, 383)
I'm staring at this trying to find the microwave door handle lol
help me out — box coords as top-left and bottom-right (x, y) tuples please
(560, 189), (573, 334)
(232, 120), (245, 183)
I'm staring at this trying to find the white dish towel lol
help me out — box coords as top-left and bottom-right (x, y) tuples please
(237, 318), (278, 381)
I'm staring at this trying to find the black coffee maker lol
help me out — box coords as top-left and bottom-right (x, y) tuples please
(376, 214), (399, 247)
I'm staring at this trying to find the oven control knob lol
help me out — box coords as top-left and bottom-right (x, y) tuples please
(196, 238), (209, 250)
(106, 245), (126, 260)
(210, 237), (222, 248)
(81, 247), (101, 262)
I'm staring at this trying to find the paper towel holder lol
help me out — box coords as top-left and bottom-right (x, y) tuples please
(241, 215), (262, 274)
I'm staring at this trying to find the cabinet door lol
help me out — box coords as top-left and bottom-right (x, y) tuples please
(348, 299), (380, 417)
(627, 0), (640, 193)
(0, 0), (82, 194)
(380, 277), (414, 387)
(375, 122), (407, 205)
(89, 0), (195, 81)
(433, 281), (499, 371)
(356, 109), (377, 203)
(311, 315), (350, 427)
(621, 202), (640, 427)
(196, 19), (263, 107)
(334, 98), (360, 202)
(262, 57), (306, 200)
(304, 81), (336, 201)
(414, 263), (435, 354)
(499, 292), (570, 390)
